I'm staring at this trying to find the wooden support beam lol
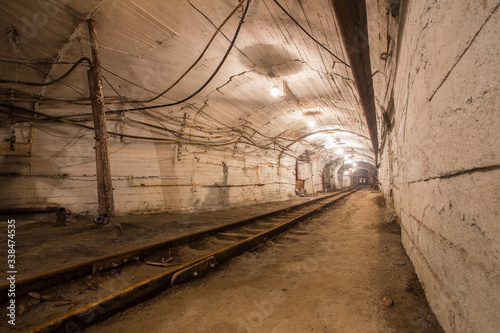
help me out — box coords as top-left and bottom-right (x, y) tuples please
(87, 19), (120, 231)
(87, 70), (106, 217)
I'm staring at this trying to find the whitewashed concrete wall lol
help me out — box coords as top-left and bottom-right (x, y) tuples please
(369, 0), (500, 331)
(297, 159), (314, 194)
(310, 157), (341, 192)
(333, 162), (344, 189)
(0, 122), (297, 215)
(312, 157), (328, 193)
(300, 156), (344, 194)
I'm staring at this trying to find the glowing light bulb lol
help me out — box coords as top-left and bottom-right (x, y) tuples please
(271, 87), (281, 97)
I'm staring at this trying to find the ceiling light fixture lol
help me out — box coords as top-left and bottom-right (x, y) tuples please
(271, 86), (281, 97)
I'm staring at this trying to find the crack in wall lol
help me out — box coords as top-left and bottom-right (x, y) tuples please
(213, 70), (255, 95)
(406, 207), (492, 277)
(408, 164), (500, 184)
(428, 3), (500, 101)
(399, 217), (462, 330)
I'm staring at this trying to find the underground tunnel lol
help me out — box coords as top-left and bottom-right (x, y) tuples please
(0, 0), (498, 332)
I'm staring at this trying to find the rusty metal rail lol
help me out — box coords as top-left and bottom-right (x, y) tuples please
(1, 189), (357, 332)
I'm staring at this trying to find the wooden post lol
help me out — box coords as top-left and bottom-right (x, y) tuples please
(87, 70), (106, 217)
(87, 19), (120, 231)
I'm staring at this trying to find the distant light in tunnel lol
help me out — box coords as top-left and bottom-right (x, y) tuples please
(308, 120), (316, 127)
(271, 86), (281, 97)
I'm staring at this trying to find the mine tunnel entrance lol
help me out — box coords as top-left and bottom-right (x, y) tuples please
(321, 161), (336, 192)
(353, 168), (370, 186)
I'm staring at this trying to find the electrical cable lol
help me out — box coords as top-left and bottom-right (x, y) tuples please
(28, 0), (251, 122)
(2, 2), (253, 124)
(0, 63), (92, 103)
(119, 111), (241, 140)
(93, 0), (251, 114)
(2, 86), (297, 148)
(0, 104), (296, 158)
(0, 57), (92, 86)
(101, 74), (180, 137)
(0, 59), (85, 65)
(1, 103), (242, 145)
(187, 0), (256, 66)
(131, 107), (243, 134)
(0, 1), (334, 159)
(101, 74), (241, 140)
(271, 0), (350, 68)
(21, 62), (90, 99)
(31, 123), (93, 139)
(100, 67), (171, 101)
(19, 0), (249, 116)
(0, 86), (130, 104)
(89, 0), (245, 105)
(128, 0), (246, 104)
(0, 102), (291, 155)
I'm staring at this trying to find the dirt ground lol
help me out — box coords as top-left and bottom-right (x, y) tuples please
(84, 189), (444, 333)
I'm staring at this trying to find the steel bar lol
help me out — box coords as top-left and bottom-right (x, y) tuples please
(0, 192), (346, 302)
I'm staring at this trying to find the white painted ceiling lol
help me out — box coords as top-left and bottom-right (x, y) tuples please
(0, 0), (375, 165)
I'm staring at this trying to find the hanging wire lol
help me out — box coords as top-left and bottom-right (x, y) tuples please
(0, 57), (92, 86)
(92, 0), (251, 114)
(126, 0), (247, 104)
(101, 74), (241, 140)
(271, 0), (350, 67)
(6, 0), (251, 113)
(51, 0), (248, 106)
(0, 0), (298, 157)
(0, 101), (295, 157)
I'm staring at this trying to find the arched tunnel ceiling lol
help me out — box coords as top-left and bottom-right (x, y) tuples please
(0, 0), (375, 165)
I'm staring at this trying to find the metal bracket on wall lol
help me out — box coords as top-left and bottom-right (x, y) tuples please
(0, 125), (33, 156)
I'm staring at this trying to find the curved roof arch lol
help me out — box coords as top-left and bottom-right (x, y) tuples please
(0, 0), (375, 163)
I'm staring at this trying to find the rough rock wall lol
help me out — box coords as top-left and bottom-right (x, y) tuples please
(368, 0), (500, 331)
(0, 122), (297, 215)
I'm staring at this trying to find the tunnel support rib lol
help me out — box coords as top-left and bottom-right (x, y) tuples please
(330, 0), (379, 156)
(87, 19), (119, 231)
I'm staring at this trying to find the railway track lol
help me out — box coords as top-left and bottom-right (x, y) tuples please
(1, 189), (357, 332)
